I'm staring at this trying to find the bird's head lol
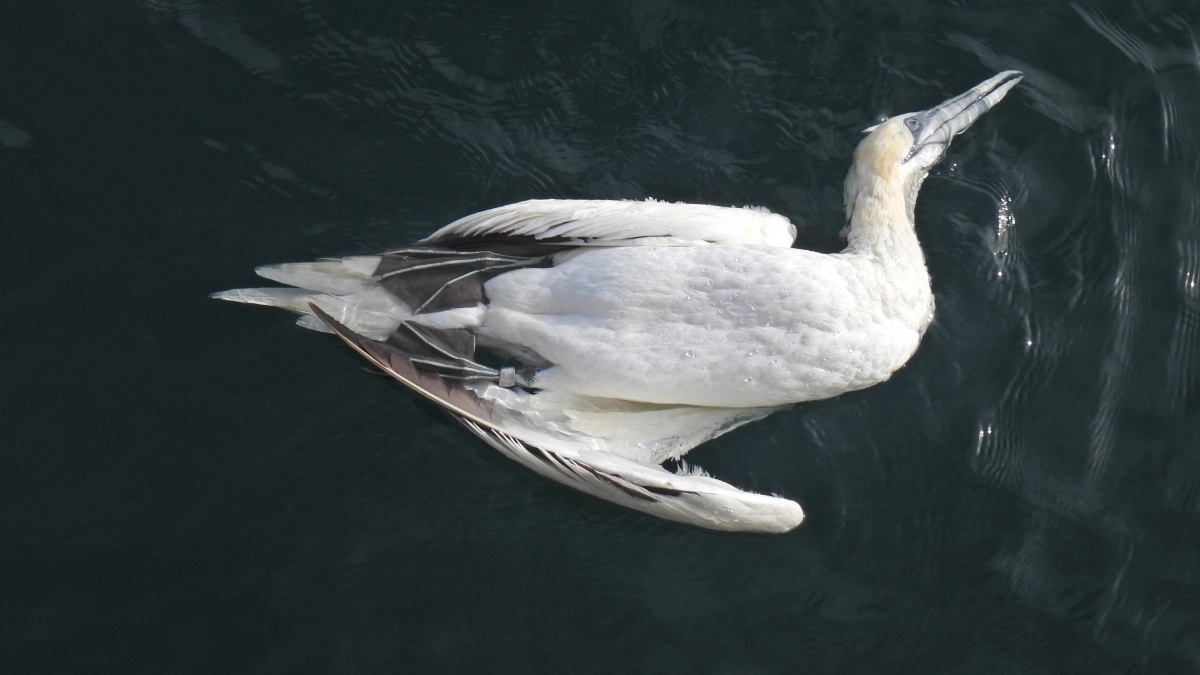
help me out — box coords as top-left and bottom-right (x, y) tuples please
(846, 71), (1023, 224)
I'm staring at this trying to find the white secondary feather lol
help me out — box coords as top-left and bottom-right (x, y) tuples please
(467, 382), (780, 465)
(422, 198), (798, 248)
(458, 417), (803, 533)
(460, 383), (800, 532)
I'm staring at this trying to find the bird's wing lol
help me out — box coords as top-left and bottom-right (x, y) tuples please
(309, 303), (804, 534)
(421, 199), (798, 249)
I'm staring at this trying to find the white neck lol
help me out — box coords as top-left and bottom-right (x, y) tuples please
(841, 168), (926, 264)
(839, 159), (934, 333)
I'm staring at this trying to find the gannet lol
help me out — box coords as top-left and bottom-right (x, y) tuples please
(215, 71), (1022, 534)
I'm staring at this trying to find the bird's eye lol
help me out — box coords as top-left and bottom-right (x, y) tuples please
(905, 117), (923, 134)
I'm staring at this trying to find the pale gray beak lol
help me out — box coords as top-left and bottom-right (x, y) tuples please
(903, 70), (1023, 162)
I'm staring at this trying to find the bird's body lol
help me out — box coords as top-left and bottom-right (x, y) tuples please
(215, 71), (1022, 533)
(475, 236), (932, 408)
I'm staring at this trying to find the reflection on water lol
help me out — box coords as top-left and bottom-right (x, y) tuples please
(962, 9), (1200, 660)
(4, 1), (1200, 672)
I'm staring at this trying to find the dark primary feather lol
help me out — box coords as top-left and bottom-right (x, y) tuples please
(367, 242), (554, 380)
(373, 247), (551, 314)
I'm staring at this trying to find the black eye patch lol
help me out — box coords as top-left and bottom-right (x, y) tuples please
(905, 117), (923, 134)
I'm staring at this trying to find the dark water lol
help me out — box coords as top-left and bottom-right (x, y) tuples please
(4, 1), (1200, 672)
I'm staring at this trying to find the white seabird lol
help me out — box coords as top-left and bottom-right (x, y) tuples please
(215, 71), (1023, 534)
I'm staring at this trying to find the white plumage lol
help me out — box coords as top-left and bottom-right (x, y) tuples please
(423, 198), (797, 247)
(479, 242), (930, 407)
(214, 71), (1022, 533)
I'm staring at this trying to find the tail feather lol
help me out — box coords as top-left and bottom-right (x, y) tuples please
(254, 256), (382, 295)
(210, 254), (411, 340)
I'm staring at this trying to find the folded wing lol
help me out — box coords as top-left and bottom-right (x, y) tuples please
(422, 198), (798, 249)
(308, 304), (804, 533)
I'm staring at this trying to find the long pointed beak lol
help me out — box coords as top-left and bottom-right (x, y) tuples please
(904, 70), (1023, 162)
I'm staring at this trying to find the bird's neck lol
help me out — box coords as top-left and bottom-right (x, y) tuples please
(841, 171), (926, 268)
(839, 170), (935, 334)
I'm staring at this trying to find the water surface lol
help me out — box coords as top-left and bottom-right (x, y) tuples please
(4, 1), (1200, 672)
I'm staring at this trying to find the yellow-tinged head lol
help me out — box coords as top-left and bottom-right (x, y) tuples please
(844, 71), (1023, 231)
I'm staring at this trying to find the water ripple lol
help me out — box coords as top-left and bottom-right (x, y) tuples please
(955, 8), (1200, 666)
(1168, 233), (1200, 414)
(25, 2), (1200, 669)
(1074, 4), (1200, 73)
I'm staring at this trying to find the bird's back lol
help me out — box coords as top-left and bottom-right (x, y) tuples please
(479, 244), (930, 407)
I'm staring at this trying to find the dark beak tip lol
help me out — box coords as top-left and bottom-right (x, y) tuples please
(999, 70), (1025, 86)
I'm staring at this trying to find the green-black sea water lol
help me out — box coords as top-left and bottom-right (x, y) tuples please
(4, 1), (1200, 673)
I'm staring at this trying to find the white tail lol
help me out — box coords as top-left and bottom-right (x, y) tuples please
(210, 256), (413, 340)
